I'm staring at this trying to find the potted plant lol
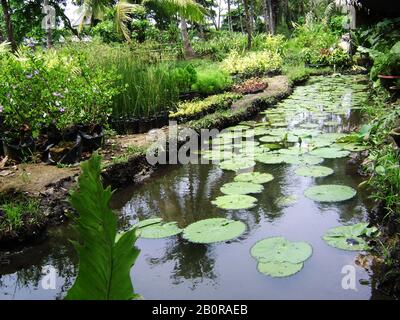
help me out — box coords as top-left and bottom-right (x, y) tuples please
(389, 127), (400, 148)
(371, 52), (400, 87)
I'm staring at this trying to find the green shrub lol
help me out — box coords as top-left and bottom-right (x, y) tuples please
(191, 67), (232, 95)
(370, 52), (400, 80)
(0, 198), (41, 235)
(0, 47), (122, 138)
(221, 50), (282, 77)
(170, 92), (242, 121)
(171, 63), (198, 93)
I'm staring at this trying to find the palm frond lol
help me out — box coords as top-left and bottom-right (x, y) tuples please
(322, 2), (336, 25)
(155, 0), (207, 23)
(115, 1), (142, 42)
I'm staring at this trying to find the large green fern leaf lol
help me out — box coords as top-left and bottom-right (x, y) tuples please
(65, 153), (140, 300)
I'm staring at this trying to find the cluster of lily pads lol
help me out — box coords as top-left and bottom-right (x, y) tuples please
(134, 217), (246, 244)
(131, 76), (375, 278)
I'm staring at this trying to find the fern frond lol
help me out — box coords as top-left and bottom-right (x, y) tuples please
(66, 153), (140, 300)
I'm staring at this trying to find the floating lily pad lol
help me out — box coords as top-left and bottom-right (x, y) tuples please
(274, 195), (298, 207)
(309, 147), (350, 159)
(135, 218), (162, 229)
(220, 181), (264, 195)
(300, 123), (319, 129)
(262, 143), (282, 150)
(295, 166), (334, 177)
(219, 158), (256, 171)
(322, 223), (377, 251)
(257, 261), (303, 277)
(259, 135), (283, 143)
(251, 237), (313, 264)
(304, 185), (356, 202)
(255, 153), (285, 164)
(139, 221), (183, 239)
(234, 172), (274, 184)
(212, 194), (258, 210)
(183, 218), (246, 244)
(278, 148), (309, 155)
(336, 143), (368, 152)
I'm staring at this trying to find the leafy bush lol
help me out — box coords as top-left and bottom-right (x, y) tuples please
(171, 63), (198, 93)
(191, 67), (232, 95)
(170, 92), (242, 121)
(221, 50), (282, 77)
(0, 198), (41, 235)
(0, 47), (122, 138)
(192, 31), (285, 60)
(370, 51), (400, 80)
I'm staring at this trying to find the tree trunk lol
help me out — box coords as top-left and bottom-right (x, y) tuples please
(250, 0), (255, 31)
(44, 0), (52, 48)
(267, 0), (275, 35)
(243, 0), (252, 50)
(1, 0), (16, 52)
(0, 27), (4, 42)
(227, 0), (232, 32)
(180, 18), (195, 59)
(263, 0), (270, 33)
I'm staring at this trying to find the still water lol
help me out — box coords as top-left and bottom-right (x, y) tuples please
(0, 75), (390, 300)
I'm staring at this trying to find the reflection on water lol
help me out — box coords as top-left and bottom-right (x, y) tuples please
(0, 75), (391, 300)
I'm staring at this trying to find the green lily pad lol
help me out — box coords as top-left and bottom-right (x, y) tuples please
(139, 221), (183, 239)
(257, 261), (303, 278)
(255, 153), (285, 164)
(234, 172), (274, 184)
(336, 143), (368, 152)
(295, 165), (334, 177)
(274, 195), (298, 207)
(259, 135), (283, 143)
(300, 123), (319, 129)
(309, 147), (350, 159)
(262, 143), (282, 150)
(251, 237), (313, 264)
(304, 184), (357, 202)
(322, 223), (377, 251)
(135, 218), (162, 229)
(220, 181), (264, 195)
(212, 194), (258, 210)
(183, 218), (246, 244)
(219, 158), (256, 171)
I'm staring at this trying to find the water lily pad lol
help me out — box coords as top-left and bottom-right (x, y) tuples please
(255, 153), (285, 164)
(139, 221), (183, 239)
(183, 218), (246, 244)
(274, 195), (298, 207)
(251, 237), (313, 264)
(234, 172), (274, 184)
(212, 194), (258, 210)
(304, 185), (356, 202)
(322, 223), (377, 251)
(135, 218), (162, 229)
(262, 143), (282, 150)
(295, 166), (334, 177)
(300, 123), (319, 129)
(309, 147), (350, 159)
(336, 143), (368, 152)
(259, 135), (283, 143)
(221, 181), (264, 195)
(257, 261), (303, 277)
(219, 158), (256, 171)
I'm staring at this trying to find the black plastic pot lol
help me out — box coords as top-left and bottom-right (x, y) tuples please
(79, 126), (104, 153)
(44, 134), (82, 165)
(138, 117), (153, 134)
(4, 136), (36, 162)
(125, 118), (140, 134)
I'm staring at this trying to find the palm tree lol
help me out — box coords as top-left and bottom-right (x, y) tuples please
(243, 0), (252, 49)
(76, 0), (205, 58)
(1, 0), (16, 52)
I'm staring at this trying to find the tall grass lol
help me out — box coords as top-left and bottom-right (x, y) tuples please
(60, 42), (181, 118)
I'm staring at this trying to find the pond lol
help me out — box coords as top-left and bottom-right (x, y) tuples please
(0, 75), (391, 300)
